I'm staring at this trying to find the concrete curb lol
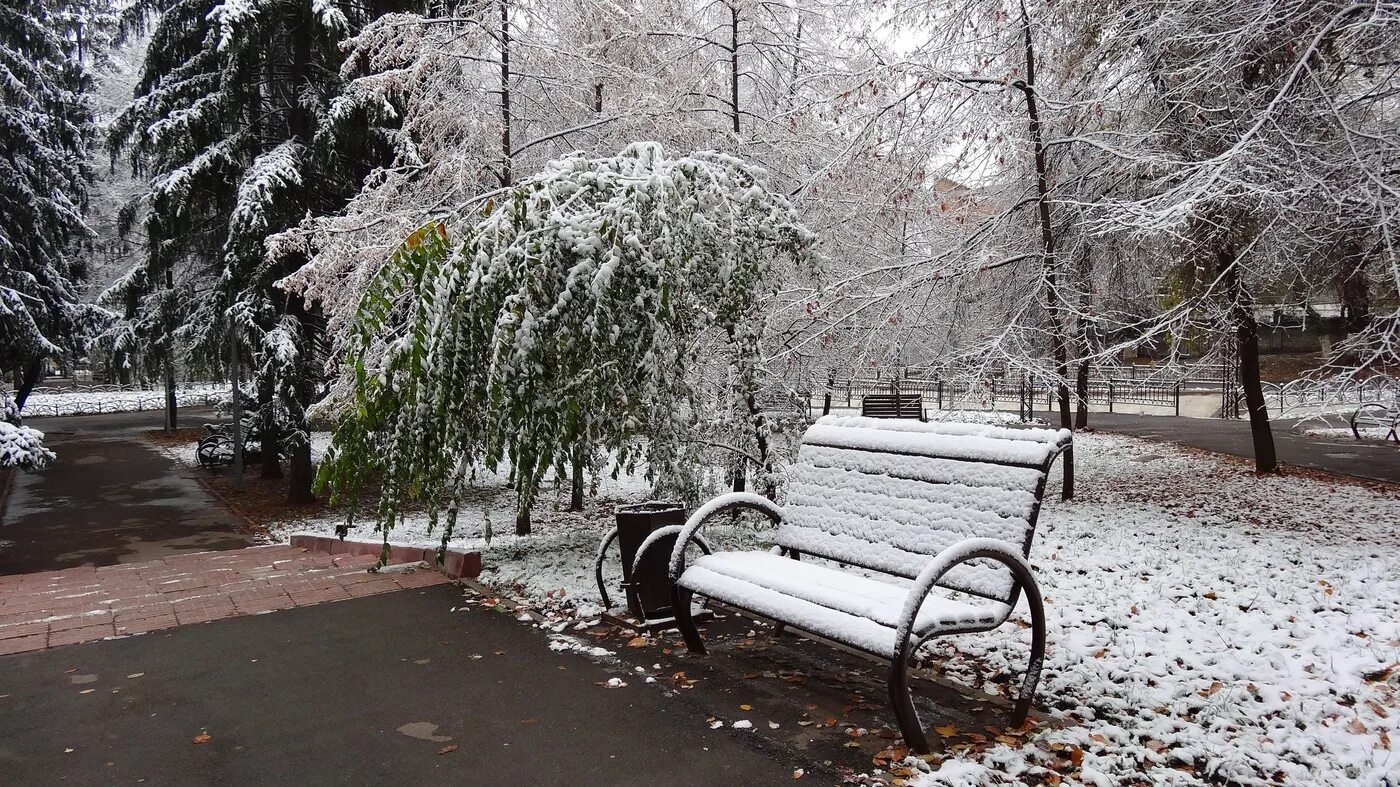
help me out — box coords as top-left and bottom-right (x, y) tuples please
(289, 534), (481, 579)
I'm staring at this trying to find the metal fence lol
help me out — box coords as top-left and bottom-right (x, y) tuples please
(16, 384), (225, 418)
(812, 375), (1186, 418)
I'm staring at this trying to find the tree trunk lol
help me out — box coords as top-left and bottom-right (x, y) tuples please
(1221, 247), (1278, 473)
(498, 0), (512, 187)
(728, 2), (740, 134)
(287, 439), (315, 503)
(163, 261), (178, 431)
(163, 355), (177, 431)
(731, 458), (747, 493)
(14, 359), (43, 411)
(569, 445), (585, 512)
(1016, 0), (1073, 499)
(1074, 360), (1089, 429)
(259, 375), (281, 479)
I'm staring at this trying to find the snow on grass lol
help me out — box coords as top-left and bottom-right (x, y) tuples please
(905, 432), (1400, 786)
(196, 423), (1397, 785)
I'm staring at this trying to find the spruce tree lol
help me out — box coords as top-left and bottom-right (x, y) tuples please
(1, 0), (106, 407)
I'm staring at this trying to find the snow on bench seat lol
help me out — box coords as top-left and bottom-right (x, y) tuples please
(682, 551), (1000, 657)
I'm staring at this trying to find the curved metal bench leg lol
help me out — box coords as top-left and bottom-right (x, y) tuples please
(594, 527), (620, 610)
(888, 644), (930, 754)
(773, 549), (800, 637)
(1011, 579), (1048, 727)
(673, 586), (706, 654)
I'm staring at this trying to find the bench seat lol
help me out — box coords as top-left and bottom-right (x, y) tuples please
(681, 551), (1002, 657)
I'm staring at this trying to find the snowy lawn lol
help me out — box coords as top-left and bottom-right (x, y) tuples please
(218, 427), (1396, 785)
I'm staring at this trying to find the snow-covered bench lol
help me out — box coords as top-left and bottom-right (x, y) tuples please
(653, 415), (1070, 753)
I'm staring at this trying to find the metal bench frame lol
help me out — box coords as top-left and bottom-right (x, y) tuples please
(642, 423), (1070, 754)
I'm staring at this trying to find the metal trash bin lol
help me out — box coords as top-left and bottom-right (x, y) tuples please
(595, 501), (711, 628)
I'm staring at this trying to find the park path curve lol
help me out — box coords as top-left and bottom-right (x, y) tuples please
(0, 544), (447, 656)
(0, 409), (252, 574)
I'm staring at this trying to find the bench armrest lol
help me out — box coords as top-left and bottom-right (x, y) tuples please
(895, 538), (1036, 649)
(664, 492), (784, 581)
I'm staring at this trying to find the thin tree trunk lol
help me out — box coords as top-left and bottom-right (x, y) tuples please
(1074, 361), (1089, 429)
(1221, 247), (1278, 473)
(14, 359), (42, 411)
(163, 263), (177, 431)
(259, 374), (281, 479)
(728, 2), (740, 134)
(731, 458), (747, 493)
(1016, 0), (1073, 498)
(569, 444), (585, 512)
(164, 355), (177, 431)
(284, 295), (317, 504)
(499, 0), (512, 187)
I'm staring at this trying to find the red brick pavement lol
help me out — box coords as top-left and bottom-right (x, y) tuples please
(0, 545), (449, 656)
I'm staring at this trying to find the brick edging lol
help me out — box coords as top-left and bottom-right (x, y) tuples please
(289, 534), (481, 579)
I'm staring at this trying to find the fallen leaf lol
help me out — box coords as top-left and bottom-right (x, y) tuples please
(739, 704), (753, 711)
(626, 637), (648, 648)
(1379, 730), (1391, 750)
(437, 744), (458, 755)
(934, 724), (957, 737)
(521, 718), (538, 726)
(792, 769), (804, 779)
(1145, 739), (1167, 753)
(192, 733), (212, 745)
(1347, 719), (1367, 734)
(1068, 745), (1084, 766)
(1092, 649), (1106, 659)
(1203, 592), (1217, 600)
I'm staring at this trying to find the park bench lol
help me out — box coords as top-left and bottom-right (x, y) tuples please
(861, 392), (924, 420)
(1350, 399), (1400, 442)
(640, 415), (1071, 753)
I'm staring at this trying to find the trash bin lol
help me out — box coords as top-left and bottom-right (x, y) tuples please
(613, 502), (686, 622)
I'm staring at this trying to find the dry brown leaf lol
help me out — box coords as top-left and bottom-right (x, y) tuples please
(1092, 649), (1106, 659)
(626, 637), (648, 648)
(739, 704), (753, 711)
(192, 733), (212, 745)
(1203, 592), (1217, 600)
(872, 745), (909, 766)
(438, 744), (458, 755)
(1347, 719), (1367, 734)
(792, 769), (805, 779)
(1068, 745), (1084, 767)
(934, 723), (957, 737)
(1145, 739), (1167, 753)
(1378, 730), (1391, 751)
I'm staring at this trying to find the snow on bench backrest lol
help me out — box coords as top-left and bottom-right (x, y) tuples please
(777, 415), (1070, 604)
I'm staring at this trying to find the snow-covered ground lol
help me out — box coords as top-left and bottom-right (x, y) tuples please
(1300, 425), (1397, 442)
(19, 384), (224, 418)
(165, 426), (1399, 785)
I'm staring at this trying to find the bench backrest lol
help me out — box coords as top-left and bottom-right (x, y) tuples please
(861, 394), (923, 419)
(776, 415), (1070, 605)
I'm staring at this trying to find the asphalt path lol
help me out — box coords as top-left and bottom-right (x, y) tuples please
(0, 583), (801, 786)
(1087, 412), (1400, 485)
(1, 408), (252, 575)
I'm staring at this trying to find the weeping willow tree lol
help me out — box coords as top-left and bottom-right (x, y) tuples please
(316, 143), (817, 543)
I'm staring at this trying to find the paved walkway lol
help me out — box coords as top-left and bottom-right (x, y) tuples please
(0, 545), (446, 655)
(1, 408), (252, 574)
(1088, 412), (1400, 485)
(0, 584), (799, 786)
